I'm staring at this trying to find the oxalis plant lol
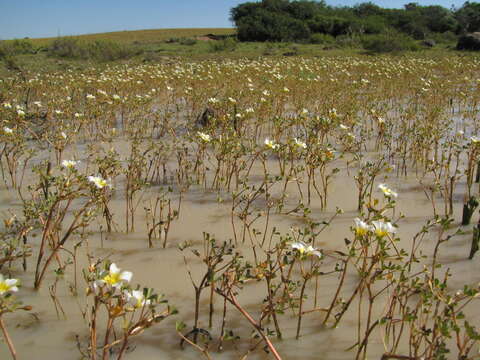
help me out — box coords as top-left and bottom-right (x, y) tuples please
(80, 260), (176, 360)
(21, 160), (103, 289)
(0, 273), (32, 360)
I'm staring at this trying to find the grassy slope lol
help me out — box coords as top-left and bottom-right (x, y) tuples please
(28, 28), (236, 46)
(0, 27), (463, 76)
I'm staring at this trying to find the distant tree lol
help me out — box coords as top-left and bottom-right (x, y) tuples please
(230, 2), (259, 23)
(236, 7), (310, 41)
(455, 2), (480, 33)
(404, 3), (419, 11)
(287, 1), (319, 20)
(353, 2), (384, 17)
(422, 6), (457, 33)
(230, 0), (461, 43)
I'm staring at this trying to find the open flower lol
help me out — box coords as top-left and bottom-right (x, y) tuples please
(372, 220), (396, 238)
(97, 263), (132, 289)
(197, 132), (211, 143)
(291, 241), (322, 258)
(62, 160), (78, 169)
(294, 138), (307, 149)
(354, 218), (371, 236)
(88, 175), (108, 189)
(0, 274), (19, 296)
(126, 290), (151, 308)
(378, 183), (398, 198)
(3, 127), (13, 135)
(264, 138), (280, 150)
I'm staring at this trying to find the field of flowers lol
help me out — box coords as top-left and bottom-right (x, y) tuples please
(1, 54), (480, 359)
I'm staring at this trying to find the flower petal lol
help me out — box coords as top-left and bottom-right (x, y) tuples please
(109, 263), (120, 274)
(120, 271), (132, 283)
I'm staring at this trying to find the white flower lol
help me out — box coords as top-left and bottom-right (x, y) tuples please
(378, 183), (398, 198)
(88, 175), (108, 189)
(354, 218), (371, 236)
(97, 263), (132, 288)
(62, 160), (78, 169)
(74, 113), (83, 118)
(86, 94), (96, 100)
(291, 241), (322, 258)
(471, 136), (480, 144)
(283, 87), (289, 93)
(126, 290), (151, 308)
(197, 132), (211, 143)
(2, 103), (12, 109)
(3, 127), (13, 135)
(207, 97), (219, 104)
(294, 138), (307, 149)
(228, 97), (237, 104)
(61, 131), (67, 139)
(0, 274), (19, 296)
(264, 138), (280, 150)
(17, 109), (25, 117)
(339, 124), (349, 130)
(372, 220), (396, 238)
(54, 110), (63, 115)
(112, 94), (121, 100)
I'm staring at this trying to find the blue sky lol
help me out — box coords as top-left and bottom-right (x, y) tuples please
(0, 0), (467, 39)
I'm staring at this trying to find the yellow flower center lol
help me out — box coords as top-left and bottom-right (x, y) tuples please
(103, 273), (120, 286)
(375, 229), (387, 237)
(356, 227), (367, 236)
(0, 282), (9, 293)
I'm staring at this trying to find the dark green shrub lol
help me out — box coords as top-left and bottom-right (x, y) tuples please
(429, 31), (457, 44)
(209, 37), (238, 52)
(179, 38), (197, 46)
(165, 37), (180, 43)
(231, 0), (461, 44)
(49, 37), (85, 58)
(0, 39), (35, 58)
(48, 37), (138, 61)
(362, 33), (419, 53)
(86, 40), (138, 61)
(309, 33), (335, 45)
(236, 7), (310, 41)
(335, 35), (362, 49)
(360, 16), (388, 34)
